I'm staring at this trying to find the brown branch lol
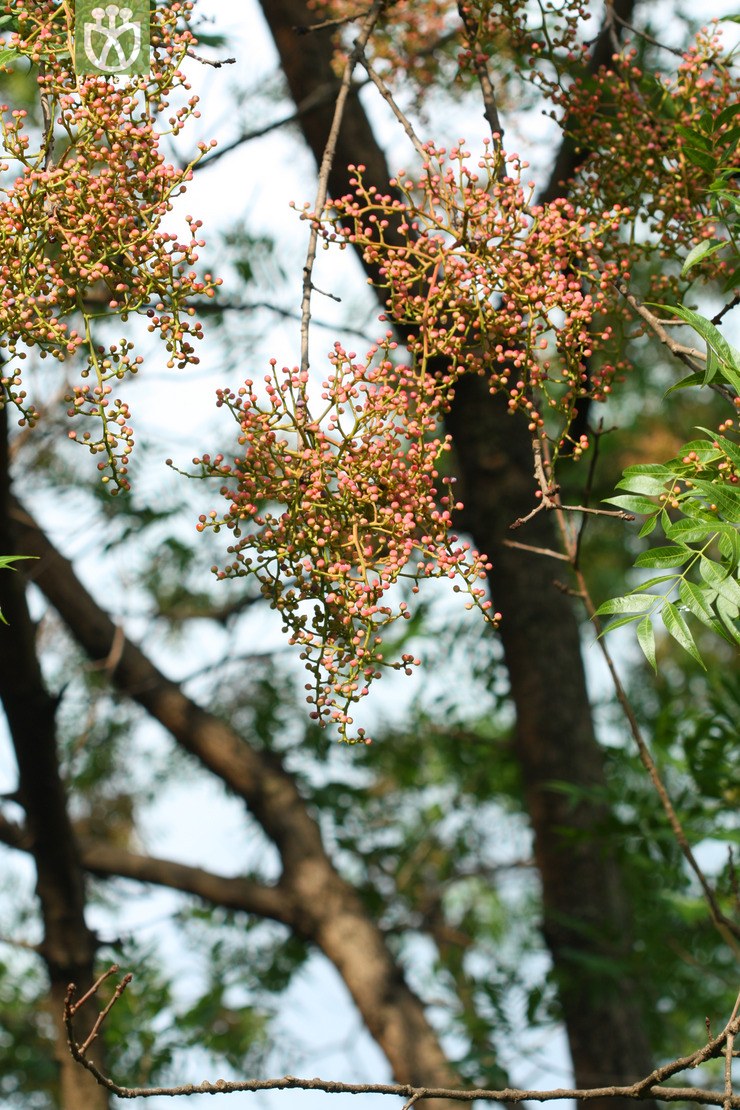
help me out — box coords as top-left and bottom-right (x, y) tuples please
(358, 51), (427, 160)
(300, 0), (386, 376)
(185, 48), (235, 68)
(64, 968), (740, 1104)
(456, 2), (505, 151)
(79, 840), (291, 922)
(0, 409), (108, 1108)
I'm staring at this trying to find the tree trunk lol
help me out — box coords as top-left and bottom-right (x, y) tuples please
(0, 411), (108, 1110)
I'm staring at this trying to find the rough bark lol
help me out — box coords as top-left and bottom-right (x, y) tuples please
(254, 1), (656, 1105)
(10, 498), (462, 1106)
(0, 413), (108, 1110)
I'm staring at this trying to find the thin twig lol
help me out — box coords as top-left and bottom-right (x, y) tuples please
(193, 80), (369, 171)
(559, 503), (635, 520)
(358, 51), (428, 160)
(78, 974), (133, 1056)
(502, 539), (571, 562)
(66, 964), (120, 1017)
(185, 48), (235, 68)
(294, 7), (372, 34)
(712, 295), (740, 326)
(609, 8), (685, 56)
(300, 0), (387, 376)
(573, 418), (606, 568)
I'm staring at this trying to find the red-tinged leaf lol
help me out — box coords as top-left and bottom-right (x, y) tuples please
(662, 601), (706, 668)
(636, 616), (656, 673)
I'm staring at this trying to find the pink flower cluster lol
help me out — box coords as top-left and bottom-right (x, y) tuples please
(196, 341), (496, 743)
(0, 1), (219, 490)
(318, 143), (625, 447)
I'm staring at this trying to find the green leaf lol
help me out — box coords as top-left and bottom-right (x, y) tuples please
(638, 514), (658, 538)
(665, 371), (707, 396)
(662, 601), (706, 668)
(636, 616), (657, 673)
(603, 494), (658, 514)
(598, 612), (647, 634)
(621, 464), (674, 478)
(664, 518), (713, 544)
(716, 573), (740, 608)
(658, 305), (735, 367)
(716, 596), (740, 643)
(675, 438), (722, 462)
(595, 594), (660, 616)
(674, 124), (713, 151)
(699, 556), (729, 588)
(688, 479), (740, 522)
(718, 529), (740, 563)
(0, 555), (35, 570)
(633, 574), (680, 592)
(635, 546), (693, 569)
(716, 102), (740, 128)
(682, 147), (718, 173)
(681, 239), (726, 275)
(678, 581), (734, 643)
(716, 435), (740, 469)
(616, 474), (668, 496)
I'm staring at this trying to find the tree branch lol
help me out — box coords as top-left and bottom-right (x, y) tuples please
(65, 971), (740, 1105)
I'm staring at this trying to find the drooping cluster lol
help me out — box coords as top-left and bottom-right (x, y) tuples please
(315, 143), (626, 445)
(0, 0), (219, 489)
(195, 341), (496, 742)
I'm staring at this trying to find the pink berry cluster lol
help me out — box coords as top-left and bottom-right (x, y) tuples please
(195, 340), (497, 743)
(550, 26), (739, 296)
(0, 0), (219, 490)
(317, 143), (626, 449)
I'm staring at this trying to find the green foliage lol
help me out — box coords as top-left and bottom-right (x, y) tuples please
(597, 312), (740, 668)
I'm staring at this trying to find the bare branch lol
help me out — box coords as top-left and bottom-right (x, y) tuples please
(65, 967), (740, 1103)
(456, 2), (505, 153)
(358, 51), (428, 160)
(300, 0), (387, 376)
